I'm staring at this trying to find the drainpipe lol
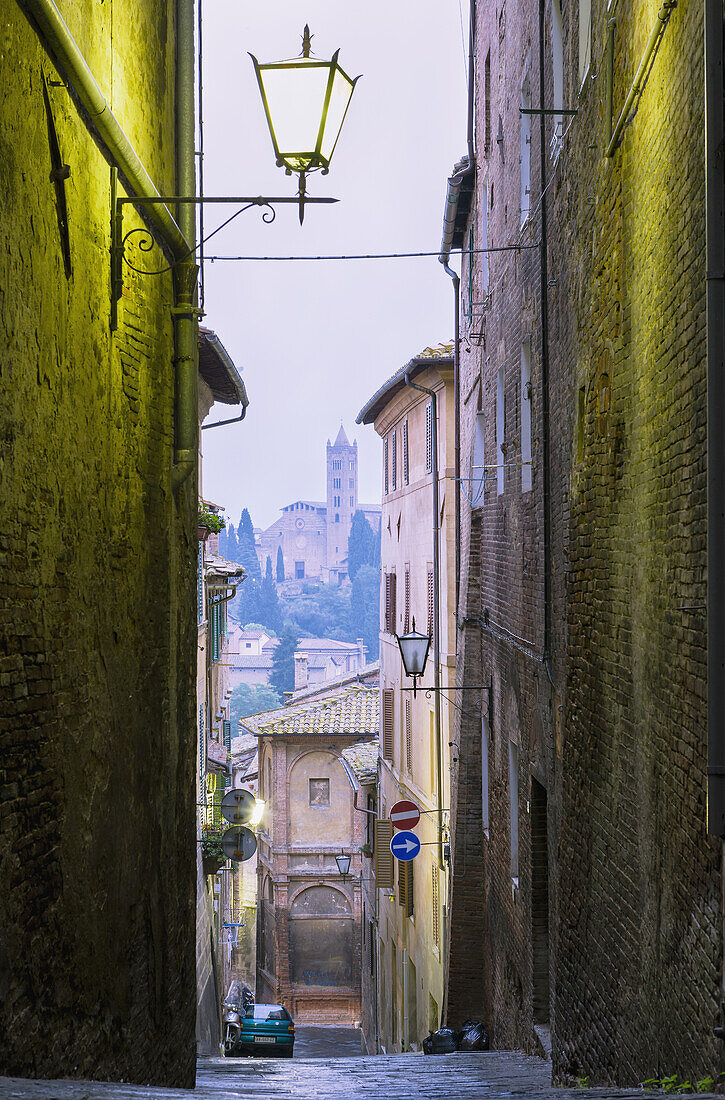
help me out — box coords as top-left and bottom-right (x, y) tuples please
(19, 0), (200, 492)
(172, 0), (199, 491)
(404, 373), (443, 871)
(538, 0), (552, 672)
(706, 0), (725, 835)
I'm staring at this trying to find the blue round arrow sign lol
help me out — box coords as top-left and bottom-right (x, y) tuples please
(390, 830), (421, 861)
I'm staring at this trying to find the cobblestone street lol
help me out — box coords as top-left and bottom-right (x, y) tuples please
(0, 1043), (719, 1100)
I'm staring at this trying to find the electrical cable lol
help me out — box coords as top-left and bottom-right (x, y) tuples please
(204, 244), (540, 263)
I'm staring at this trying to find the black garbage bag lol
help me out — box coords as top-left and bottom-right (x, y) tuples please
(458, 1018), (489, 1051)
(425, 1027), (459, 1054)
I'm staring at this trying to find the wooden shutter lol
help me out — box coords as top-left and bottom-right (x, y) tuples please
(405, 697), (412, 773)
(384, 574), (391, 635)
(389, 572), (397, 634)
(382, 689), (394, 759)
(375, 819), (394, 889)
(392, 429), (397, 490)
(403, 418), (409, 485)
(425, 402), (433, 474)
(404, 568), (410, 633)
(384, 437), (389, 494)
(432, 861), (440, 947)
(427, 568), (434, 636)
(398, 860), (414, 917)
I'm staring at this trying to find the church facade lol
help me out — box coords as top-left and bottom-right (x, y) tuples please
(256, 426), (380, 588)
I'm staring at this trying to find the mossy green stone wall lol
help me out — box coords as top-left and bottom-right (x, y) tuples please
(0, 2), (197, 1086)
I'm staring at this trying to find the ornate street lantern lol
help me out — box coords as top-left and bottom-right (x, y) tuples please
(250, 25), (360, 222)
(396, 617), (431, 697)
(335, 851), (352, 880)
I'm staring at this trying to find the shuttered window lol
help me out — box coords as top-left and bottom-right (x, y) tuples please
(198, 703), (205, 787)
(432, 861), (440, 948)
(425, 402), (433, 474)
(404, 567), (411, 633)
(374, 819), (394, 889)
(398, 859), (414, 917)
(384, 572), (397, 635)
(223, 720), (232, 789)
(392, 429), (397, 490)
(198, 543), (204, 623)
(403, 419), (409, 485)
(427, 569), (434, 637)
(384, 437), (389, 494)
(405, 698), (412, 773)
(382, 689), (394, 760)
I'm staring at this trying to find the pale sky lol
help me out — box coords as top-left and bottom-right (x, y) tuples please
(199, 1), (468, 530)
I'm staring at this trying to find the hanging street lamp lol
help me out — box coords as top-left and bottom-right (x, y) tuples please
(335, 851), (352, 880)
(250, 25), (360, 223)
(396, 617), (432, 698)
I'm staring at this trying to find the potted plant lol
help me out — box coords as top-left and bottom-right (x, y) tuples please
(198, 506), (225, 542)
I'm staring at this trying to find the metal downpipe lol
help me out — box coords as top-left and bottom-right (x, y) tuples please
(171, 0), (199, 491)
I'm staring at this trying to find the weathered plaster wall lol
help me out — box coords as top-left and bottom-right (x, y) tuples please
(0, 2), (196, 1085)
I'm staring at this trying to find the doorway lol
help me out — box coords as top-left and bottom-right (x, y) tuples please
(530, 777), (550, 1025)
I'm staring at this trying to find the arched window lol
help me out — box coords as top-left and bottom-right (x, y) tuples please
(289, 887), (354, 988)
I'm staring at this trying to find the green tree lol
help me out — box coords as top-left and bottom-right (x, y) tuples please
(237, 508), (261, 581)
(350, 564), (380, 661)
(230, 683), (281, 731)
(261, 555), (283, 633)
(347, 510), (380, 581)
(276, 545), (285, 582)
(280, 582), (352, 640)
(269, 625), (300, 696)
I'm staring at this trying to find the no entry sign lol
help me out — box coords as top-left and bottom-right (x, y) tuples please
(390, 799), (421, 831)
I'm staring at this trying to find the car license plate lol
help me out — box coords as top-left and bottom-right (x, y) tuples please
(254, 1036), (274, 1044)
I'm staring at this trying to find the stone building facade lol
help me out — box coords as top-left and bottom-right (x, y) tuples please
(256, 425), (380, 587)
(0, 0), (210, 1087)
(357, 348), (456, 1053)
(445, 0), (721, 1087)
(246, 687), (378, 1023)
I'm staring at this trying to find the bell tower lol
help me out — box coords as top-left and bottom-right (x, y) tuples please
(326, 423), (358, 582)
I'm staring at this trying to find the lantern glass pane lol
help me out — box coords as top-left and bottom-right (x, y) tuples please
(398, 632), (430, 677)
(320, 66), (355, 162)
(259, 59), (330, 170)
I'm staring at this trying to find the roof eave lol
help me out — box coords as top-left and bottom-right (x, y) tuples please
(438, 153), (476, 263)
(198, 328), (249, 407)
(356, 355), (454, 426)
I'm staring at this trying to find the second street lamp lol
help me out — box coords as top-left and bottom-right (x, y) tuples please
(396, 617), (431, 697)
(251, 25), (360, 222)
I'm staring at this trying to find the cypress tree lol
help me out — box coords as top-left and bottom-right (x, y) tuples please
(269, 625), (299, 696)
(276, 545), (285, 582)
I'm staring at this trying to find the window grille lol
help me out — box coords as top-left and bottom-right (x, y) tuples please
(403, 419), (409, 484)
(425, 403), (433, 474)
(197, 543), (204, 623)
(405, 697), (412, 773)
(392, 429), (397, 490)
(427, 569), (434, 637)
(432, 862), (440, 948)
(384, 437), (389, 494)
(404, 568), (410, 633)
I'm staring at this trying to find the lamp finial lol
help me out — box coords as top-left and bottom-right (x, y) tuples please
(302, 24), (313, 57)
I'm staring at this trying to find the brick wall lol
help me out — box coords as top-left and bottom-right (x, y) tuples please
(447, 0), (721, 1085)
(0, 3), (196, 1086)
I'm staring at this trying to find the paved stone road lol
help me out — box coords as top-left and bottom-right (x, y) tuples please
(0, 1048), (719, 1099)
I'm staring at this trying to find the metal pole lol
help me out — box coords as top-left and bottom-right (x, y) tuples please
(538, 0), (552, 667)
(404, 375), (444, 868)
(705, 0), (725, 837)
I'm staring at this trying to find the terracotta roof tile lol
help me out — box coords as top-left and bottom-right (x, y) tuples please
(240, 686), (379, 739)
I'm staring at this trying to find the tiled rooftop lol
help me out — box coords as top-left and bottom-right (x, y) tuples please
(240, 686), (379, 739)
(341, 739), (379, 786)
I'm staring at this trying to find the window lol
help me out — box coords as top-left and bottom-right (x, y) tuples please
(579, 0), (592, 86)
(509, 740), (519, 881)
(374, 819), (394, 888)
(349, 478), (354, 489)
(398, 858), (414, 917)
(431, 861), (440, 948)
(333, 459), (341, 470)
(472, 411), (486, 506)
(496, 366), (505, 495)
(467, 226), (474, 319)
(309, 778), (330, 806)
(427, 568), (434, 637)
(481, 184), (489, 291)
(404, 567), (411, 633)
(295, 561), (305, 579)
(551, 0), (565, 159)
(425, 402), (433, 474)
(350, 496), (354, 507)
(385, 572), (397, 634)
(391, 429), (397, 489)
(403, 419), (409, 484)
(521, 340), (532, 492)
(384, 437), (389, 494)
(382, 689), (394, 759)
(520, 80), (532, 225)
(333, 477), (341, 489)
(335, 514), (340, 522)
(405, 697), (412, 773)
(197, 543), (204, 624)
(482, 714), (490, 835)
(484, 50), (491, 153)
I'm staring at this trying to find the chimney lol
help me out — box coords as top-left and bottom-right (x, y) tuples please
(356, 638), (365, 667)
(294, 651), (309, 691)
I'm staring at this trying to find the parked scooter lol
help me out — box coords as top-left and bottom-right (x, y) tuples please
(223, 981), (254, 1056)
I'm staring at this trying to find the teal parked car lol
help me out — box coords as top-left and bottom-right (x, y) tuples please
(237, 1003), (295, 1057)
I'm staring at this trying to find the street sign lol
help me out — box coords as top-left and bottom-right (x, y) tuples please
(221, 826), (258, 862)
(390, 799), (421, 832)
(390, 830), (421, 862)
(221, 787), (256, 825)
